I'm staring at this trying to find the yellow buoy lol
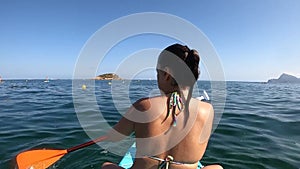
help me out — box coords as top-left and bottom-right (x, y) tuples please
(82, 84), (87, 90)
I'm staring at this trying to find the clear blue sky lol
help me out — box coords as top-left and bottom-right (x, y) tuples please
(1, 0), (300, 81)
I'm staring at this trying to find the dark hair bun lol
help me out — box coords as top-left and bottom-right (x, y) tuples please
(161, 44), (200, 86)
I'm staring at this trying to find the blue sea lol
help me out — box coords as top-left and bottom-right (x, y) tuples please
(0, 80), (299, 169)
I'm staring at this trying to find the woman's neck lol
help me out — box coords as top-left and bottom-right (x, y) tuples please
(178, 86), (191, 101)
(163, 86), (191, 101)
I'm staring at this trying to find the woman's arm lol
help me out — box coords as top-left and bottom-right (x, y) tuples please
(197, 102), (214, 159)
(105, 106), (135, 142)
(104, 98), (150, 142)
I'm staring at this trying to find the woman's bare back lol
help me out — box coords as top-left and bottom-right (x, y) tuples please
(130, 96), (214, 169)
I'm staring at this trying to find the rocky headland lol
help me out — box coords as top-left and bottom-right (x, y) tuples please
(267, 73), (300, 83)
(94, 73), (121, 80)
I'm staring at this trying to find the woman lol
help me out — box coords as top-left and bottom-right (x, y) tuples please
(102, 44), (222, 169)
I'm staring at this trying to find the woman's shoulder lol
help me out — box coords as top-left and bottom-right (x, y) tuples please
(133, 97), (150, 112)
(191, 98), (214, 118)
(133, 96), (163, 112)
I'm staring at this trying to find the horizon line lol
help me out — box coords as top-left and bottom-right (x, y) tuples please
(0, 78), (266, 83)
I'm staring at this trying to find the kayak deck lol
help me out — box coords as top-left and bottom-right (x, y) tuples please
(119, 143), (204, 169)
(118, 143), (136, 168)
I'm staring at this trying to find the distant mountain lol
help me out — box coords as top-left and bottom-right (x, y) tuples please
(268, 73), (300, 83)
(94, 73), (121, 80)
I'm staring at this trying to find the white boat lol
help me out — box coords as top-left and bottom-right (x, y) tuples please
(44, 77), (49, 83)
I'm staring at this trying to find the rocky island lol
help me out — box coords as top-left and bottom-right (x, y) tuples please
(267, 73), (300, 83)
(94, 73), (121, 80)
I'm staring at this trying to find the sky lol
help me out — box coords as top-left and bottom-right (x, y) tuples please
(1, 0), (300, 82)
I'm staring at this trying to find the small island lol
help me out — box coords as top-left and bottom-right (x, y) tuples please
(94, 73), (122, 80)
(267, 73), (300, 83)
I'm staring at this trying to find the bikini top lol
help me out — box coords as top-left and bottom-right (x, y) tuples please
(147, 155), (203, 169)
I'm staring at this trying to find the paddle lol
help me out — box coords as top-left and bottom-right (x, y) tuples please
(16, 135), (108, 169)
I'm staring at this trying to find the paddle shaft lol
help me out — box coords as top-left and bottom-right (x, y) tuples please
(67, 135), (107, 153)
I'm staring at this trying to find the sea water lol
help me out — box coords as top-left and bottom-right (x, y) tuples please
(0, 80), (299, 169)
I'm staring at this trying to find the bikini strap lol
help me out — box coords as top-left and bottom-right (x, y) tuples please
(158, 155), (174, 169)
(148, 155), (186, 169)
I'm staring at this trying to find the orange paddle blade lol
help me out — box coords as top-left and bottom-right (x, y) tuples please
(16, 149), (67, 169)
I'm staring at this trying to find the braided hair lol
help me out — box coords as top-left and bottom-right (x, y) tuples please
(158, 44), (200, 126)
